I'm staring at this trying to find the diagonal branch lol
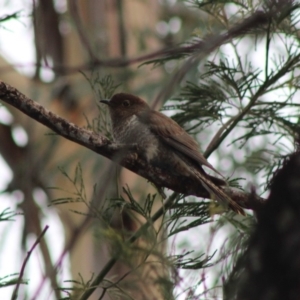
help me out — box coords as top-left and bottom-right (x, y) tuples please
(0, 9), (269, 76)
(11, 225), (49, 300)
(0, 81), (263, 210)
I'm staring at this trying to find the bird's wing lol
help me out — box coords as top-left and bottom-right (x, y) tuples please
(137, 110), (222, 176)
(137, 110), (245, 215)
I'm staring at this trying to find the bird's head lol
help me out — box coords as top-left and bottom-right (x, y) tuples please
(100, 93), (150, 122)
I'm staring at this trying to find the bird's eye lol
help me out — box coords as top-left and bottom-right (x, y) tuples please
(122, 100), (130, 107)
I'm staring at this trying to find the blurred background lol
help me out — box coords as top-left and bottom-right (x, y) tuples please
(0, 0), (299, 299)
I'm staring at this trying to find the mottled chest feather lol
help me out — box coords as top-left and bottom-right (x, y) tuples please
(112, 114), (159, 161)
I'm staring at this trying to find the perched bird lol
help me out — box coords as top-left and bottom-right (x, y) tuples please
(100, 93), (244, 215)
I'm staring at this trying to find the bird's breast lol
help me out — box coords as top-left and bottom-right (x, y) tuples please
(113, 115), (159, 161)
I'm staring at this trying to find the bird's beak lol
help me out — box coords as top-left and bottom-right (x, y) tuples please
(100, 99), (110, 105)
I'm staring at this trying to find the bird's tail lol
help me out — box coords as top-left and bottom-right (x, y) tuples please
(193, 169), (245, 215)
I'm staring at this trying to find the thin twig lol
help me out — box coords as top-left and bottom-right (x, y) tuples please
(0, 10), (269, 77)
(79, 193), (179, 300)
(152, 10), (268, 108)
(31, 159), (118, 300)
(11, 225), (49, 300)
(205, 53), (300, 157)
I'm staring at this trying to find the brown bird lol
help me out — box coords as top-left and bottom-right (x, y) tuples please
(101, 93), (244, 215)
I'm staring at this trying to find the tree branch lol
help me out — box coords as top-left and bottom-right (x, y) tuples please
(0, 9), (269, 76)
(0, 81), (263, 210)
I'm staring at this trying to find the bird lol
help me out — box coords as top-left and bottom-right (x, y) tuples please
(100, 93), (244, 215)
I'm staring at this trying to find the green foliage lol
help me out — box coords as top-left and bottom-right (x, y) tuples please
(82, 72), (120, 100)
(152, 0), (300, 297)
(5, 0), (298, 299)
(0, 208), (21, 222)
(160, 6), (300, 191)
(58, 273), (95, 299)
(0, 211), (25, 293)
(0, 274), (24, 288)
(171, 250), (216, 269)
(82, 73), (121, 138)
(49, 164), (88, 206)
(167, 199), (211, 236)
(50, 162), (228, 299)
(67, 1), (300, 298)
(0, 11), (21, 25)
